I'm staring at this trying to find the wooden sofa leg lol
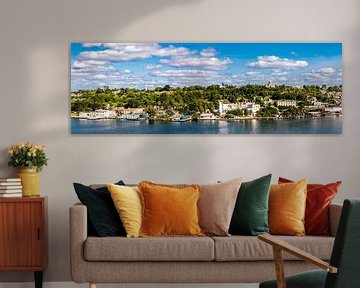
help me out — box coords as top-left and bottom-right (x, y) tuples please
(89, 283), (96, 288)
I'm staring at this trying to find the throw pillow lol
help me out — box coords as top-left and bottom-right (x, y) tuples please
(107, 183), (142, 238)
(269, 179), (307, 236)
(73, 180), (126, 237)
(279, 177), (341, 236)
(138, 181), (203, 237)
(198, 178), (242, 236)
(229, 174), (272, 236)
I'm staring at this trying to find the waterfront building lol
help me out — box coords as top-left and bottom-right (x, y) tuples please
(219, 101), (241, 116)
(325, 106), (342, 114)
(94, 109), (117, 118)
(79, 112), (92, 118)
(276, 100), (297, 107)
(219, 101), (260, 116)
(116, 107), (145, 115)
(155, 110), (167, 116)
(199, 113), (216, 120)
(242, 102), (261, 115)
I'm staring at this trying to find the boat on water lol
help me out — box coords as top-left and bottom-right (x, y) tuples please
(171, 114), (192, 122)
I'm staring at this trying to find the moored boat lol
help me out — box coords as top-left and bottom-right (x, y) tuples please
(172, 114), (192, 122)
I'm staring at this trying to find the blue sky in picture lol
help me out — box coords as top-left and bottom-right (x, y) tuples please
(71, 43), (342, 91)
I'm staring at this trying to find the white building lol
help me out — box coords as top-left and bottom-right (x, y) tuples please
(325, 107), (342, 114)
(276, 100), (297, 107)
(94, 109), (117, 118)
(219, 101), (241, 116)
(242, 102), (261, 114)
(199, 113), (216, 120)
(79, 112), (92, 118)
(116, 107), (144, 115)
(219, 101), (260, 116)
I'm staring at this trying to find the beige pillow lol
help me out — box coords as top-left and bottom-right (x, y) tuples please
(198, 178), (242, 236)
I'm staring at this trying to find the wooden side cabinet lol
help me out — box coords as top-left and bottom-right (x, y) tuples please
(0, 197), (47, 288)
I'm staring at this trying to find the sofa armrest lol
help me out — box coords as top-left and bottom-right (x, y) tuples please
(69, 203), (88, 283)
(329, 203), (342, 237)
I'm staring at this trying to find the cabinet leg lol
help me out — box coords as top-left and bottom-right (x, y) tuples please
(34, 271), (43, 288)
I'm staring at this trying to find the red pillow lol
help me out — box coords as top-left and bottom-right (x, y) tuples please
(278, 177), (341, 236)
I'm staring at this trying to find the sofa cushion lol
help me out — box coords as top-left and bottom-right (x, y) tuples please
(212, 236), (334, 261)
(73, 181), (126, 237)
(279, 177), (341, 236)
(139, 181), (203, 237)
(84, 236), (214, 261)
(108, 184), (142, 238)
(199, 178), (242, 236)
(269, 179), (307, 236)
(229, 174), (271, 236)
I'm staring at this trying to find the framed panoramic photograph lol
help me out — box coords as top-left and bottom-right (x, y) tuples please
(70, 43), (342, 134)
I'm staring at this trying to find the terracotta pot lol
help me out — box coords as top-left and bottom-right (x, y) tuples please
(16, 167), (40, 197)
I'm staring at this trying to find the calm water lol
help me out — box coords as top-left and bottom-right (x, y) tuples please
(71, 117), (342, 134)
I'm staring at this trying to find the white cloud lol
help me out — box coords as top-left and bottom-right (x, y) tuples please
(145, 64), (162, 70)
(248, 56), (308, 69)
(315, 67), (336, 75)
(79, 43), (193, 62)
(151, 69), (220, 78)
(82, 43), (103, 48)
(200, 48), (217, 57)
(71, 60), (116, 77)
(92, 74), (107, 80)
(123, 69), (131, 74)
(271, 69), (288, 76)
(303, 67), (337, 80)
(245, 71), (262, 76)
(243, 71), (265, 81)
(159, 56), (232, 70)
(72, 60), (108, 69)
(277, 77), (287, 82)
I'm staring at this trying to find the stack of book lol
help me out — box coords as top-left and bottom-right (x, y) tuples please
(0, 178), (22, 197)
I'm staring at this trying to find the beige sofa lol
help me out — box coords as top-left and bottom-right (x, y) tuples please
(70, 202), (342, 287)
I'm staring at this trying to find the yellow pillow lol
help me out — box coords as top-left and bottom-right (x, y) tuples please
(269, 179), (307, 236)
(138, 181), (204, 237)
(107, 183), (142, 238)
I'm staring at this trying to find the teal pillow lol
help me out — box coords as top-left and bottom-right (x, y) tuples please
(229, 174), (272, 236)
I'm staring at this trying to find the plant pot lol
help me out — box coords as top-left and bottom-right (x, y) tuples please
(16, 167), (40, 197)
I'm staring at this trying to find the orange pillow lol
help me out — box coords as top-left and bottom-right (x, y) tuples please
(269, 179), (307, 236)
(138, 181), (204, 237)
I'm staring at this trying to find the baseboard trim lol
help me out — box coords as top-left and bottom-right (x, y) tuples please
(0, 282), (259, 288)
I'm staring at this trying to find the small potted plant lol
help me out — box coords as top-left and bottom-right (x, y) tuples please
(8, 143), (48, 197)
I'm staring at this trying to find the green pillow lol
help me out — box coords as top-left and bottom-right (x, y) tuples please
(229, 174), (272, 236)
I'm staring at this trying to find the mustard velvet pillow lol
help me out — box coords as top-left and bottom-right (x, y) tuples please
(269, 179), (307, 236)
(107, 183), (142, 238)
(138, 181), (204, 237)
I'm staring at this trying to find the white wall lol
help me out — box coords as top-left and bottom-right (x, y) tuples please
(0, 0), (359, 282)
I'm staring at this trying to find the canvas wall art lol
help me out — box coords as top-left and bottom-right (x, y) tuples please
(71, 43), (342, 134)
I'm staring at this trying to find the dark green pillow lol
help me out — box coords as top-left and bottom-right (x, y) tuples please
(73, 181), (126, 237)
(229, 174), (272, 236)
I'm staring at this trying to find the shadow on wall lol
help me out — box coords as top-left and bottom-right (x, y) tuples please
(0, 0), (204, 283)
